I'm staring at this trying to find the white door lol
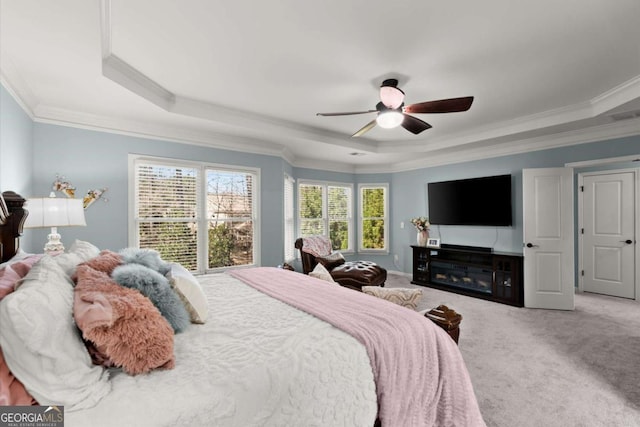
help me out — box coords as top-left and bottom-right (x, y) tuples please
(523, 168), (575, 310)
(581, 171), (636, 299)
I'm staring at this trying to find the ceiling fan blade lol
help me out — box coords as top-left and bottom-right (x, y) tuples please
(316, 110), (377, 117)
(404, 96), (474, 114)
(352, 119), (378, 137)
(401, 114), (432, 135)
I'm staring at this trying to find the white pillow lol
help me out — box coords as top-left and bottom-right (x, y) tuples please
(0, 257), (111, 409)
(309, 263), (337, 284)
(167, 263), (209, 324)
(54, 240), (100, 276)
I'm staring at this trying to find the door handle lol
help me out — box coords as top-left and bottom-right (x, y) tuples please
(620, 239), (633, 244)
(525, 242), (538, 248)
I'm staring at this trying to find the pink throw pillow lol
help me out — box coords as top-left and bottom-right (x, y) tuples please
(73, 265), (175, 375)
(0, 347), (37, 406)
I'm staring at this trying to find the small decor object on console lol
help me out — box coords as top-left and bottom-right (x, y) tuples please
(411, 216), (430, 246)
(427, 237), (440, 248)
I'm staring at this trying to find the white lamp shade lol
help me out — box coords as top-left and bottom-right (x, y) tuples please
(24, 197), (86, 228)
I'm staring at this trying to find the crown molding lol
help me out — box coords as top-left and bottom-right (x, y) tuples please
(102, 54), (176, 110)
(362, 116), (640, 173)
(0, 62), (36, 119)
(565, 154), (640, 168)
(32, 104), (295, 161)
(591, 74), (640, 116)
(292, 157), (357, 174)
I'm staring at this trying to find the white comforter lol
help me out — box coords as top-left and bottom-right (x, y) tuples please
(66, 273), (378, 427)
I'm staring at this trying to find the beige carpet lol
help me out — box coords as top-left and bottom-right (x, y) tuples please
(384, 273), (640, 427)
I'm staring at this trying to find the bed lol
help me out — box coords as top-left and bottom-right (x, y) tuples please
(0, 190), (485, 427)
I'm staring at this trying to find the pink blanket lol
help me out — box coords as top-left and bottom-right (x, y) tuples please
(231, 268), (485, 427)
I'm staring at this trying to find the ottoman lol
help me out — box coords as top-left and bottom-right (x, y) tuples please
(329, 261), (387, 291)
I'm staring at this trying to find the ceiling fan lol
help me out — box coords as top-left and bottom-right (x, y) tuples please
(317, 79), (474, 137)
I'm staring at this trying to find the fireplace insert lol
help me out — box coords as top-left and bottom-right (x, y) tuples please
(430, 260), (493, 295)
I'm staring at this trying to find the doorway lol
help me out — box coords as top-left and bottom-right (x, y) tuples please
(578, 169), (638, 299)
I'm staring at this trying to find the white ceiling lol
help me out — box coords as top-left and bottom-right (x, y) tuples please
(2, 0), (640, 173)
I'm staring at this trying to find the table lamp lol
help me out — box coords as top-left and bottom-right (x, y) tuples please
(24, 192), (87, 254)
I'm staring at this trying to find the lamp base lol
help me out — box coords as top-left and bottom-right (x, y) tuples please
(44, 227), (65, 255)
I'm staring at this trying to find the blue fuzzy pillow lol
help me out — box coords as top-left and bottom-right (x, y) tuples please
(111, 263), (190, 333)
(118, 248), (171, 276)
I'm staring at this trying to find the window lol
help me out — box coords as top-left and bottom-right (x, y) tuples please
(283, 173), (295, 261)
(132, 156), (259, 273)
(206, 168), (256, 269)
(359, 183), (388, 252)
(298, 181), (353, 251)
(135, 162), (199, 270)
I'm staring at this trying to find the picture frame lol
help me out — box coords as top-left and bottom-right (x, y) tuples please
(426, 237), (440, 248)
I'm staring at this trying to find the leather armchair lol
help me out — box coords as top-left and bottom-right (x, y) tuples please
(295, 237), (386, 291)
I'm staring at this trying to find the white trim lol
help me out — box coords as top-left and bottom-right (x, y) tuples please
(577, 167), (639, 301)
(283, 173), (296, 262)
(0, 65), (36, 119)
(566, 154), (640, 168)
(297, 179), (355, 253)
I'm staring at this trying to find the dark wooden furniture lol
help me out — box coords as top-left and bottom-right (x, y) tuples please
(0, 191), (27, 262)
(411, 244), (524, 307)
(425, 305), (462, 344)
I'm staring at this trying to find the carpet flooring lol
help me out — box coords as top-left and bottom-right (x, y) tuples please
(384, 273), (640, 427)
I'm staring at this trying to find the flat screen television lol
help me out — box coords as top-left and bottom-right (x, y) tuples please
(427, 174), (512, 226)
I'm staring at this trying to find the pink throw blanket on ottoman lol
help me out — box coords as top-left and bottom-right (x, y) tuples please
(231, 267), (485, 427)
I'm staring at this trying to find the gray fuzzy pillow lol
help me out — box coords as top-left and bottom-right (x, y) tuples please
(111, 263), (190, 333)
(118, 248), (171, 276)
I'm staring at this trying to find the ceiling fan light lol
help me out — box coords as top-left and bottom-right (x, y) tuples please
(380, 86), (405, 109)
(376, 111), (404, 129)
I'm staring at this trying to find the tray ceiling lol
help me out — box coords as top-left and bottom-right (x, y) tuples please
(1, 0), (639, 172)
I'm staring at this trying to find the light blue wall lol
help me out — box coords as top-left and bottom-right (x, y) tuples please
(0, 85), (33, 195)
(27, 123), (288, 268)
(391, 136), (640, 273)
(3, 83), (639, 275)
(0, 85), (34, 252)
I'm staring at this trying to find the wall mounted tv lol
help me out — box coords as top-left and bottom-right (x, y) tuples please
(427, 174), (513, 226)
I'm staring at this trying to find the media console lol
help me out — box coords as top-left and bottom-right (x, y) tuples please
(411, 244), (524, 307)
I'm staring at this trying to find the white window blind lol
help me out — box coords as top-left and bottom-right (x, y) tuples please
(299, 183), (325, 237)
(284, 174), (295, 261)
(135, 163), (200, 270)
(328, 185), (351, 251)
